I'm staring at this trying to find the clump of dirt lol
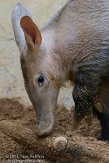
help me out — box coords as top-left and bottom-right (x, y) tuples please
(0, 98), (104, 163)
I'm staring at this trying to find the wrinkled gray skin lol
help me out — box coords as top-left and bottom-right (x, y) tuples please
(12, 1), (109, 138)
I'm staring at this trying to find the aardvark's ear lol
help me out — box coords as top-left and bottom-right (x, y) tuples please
(20, 16), (42, 50)
(11, 3), (42, 53)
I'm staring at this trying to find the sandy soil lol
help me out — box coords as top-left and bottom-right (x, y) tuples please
(1, 98), (108, 163)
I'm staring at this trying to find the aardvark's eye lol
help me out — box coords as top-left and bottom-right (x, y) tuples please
(35, 73), (48, 87)
(37, 75), (45, 86)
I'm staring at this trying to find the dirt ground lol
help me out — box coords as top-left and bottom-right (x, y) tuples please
(1, 98), (108, 163)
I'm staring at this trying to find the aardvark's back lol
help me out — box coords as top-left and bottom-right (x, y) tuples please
(53, 0), (109, 65)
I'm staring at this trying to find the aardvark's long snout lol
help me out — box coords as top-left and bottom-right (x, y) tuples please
(35, 106), (55, 136)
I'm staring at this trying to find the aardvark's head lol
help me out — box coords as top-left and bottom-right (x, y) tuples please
(11, 3), (60, 136)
